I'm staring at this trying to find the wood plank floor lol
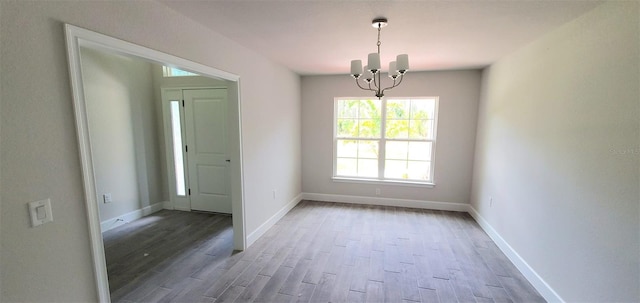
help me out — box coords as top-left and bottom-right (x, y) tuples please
(104, 200), (545, 303)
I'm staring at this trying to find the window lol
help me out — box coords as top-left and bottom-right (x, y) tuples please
(334, 97), (438, 184)
(162, 66), (198, 77)
(169, 101), (187, 196)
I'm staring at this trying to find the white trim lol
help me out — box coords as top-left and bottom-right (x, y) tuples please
(468, 206), (564, 303)
(246, 194), (303, 246)
(331, 177), (435, 188)
(64, 24), (111, 303)
(100, 202), (165, 232)
(74, 30), (239, 82)
(301, 192), (469, 212)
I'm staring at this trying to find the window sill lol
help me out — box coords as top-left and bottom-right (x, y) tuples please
(331, 177), (435, 188)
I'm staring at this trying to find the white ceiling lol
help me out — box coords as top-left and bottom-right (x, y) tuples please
(159, 0), (602, 75)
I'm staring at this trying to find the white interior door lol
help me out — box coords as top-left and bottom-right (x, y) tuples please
(183, 88), (232, 213)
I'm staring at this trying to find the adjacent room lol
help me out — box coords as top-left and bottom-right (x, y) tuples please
(0, 1), (638, 303)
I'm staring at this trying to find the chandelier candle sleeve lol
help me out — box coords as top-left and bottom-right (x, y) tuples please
(351, 60), (363, 77)
(364, 65), (373, 80)
(388, 61), (397, 78)
(368, 53), (381, 71)
(396, 54), (409, 73)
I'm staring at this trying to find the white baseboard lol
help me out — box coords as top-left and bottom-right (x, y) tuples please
(246, 193), (303, 247)
(468, 205), (563, 303)
(301, 192), (469, 212)
(100, 201), (165, 232)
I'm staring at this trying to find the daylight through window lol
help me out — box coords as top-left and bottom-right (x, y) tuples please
(162, 66), (198, 77)
(334, 97), (438, 184)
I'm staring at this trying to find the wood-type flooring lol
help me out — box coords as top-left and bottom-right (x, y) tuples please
(104, 200), (545, 303)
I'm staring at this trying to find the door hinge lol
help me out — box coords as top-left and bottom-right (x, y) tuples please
(185, 145), (188, 152)
(182, 100), (185, 107)
(188, 188), (191, 196)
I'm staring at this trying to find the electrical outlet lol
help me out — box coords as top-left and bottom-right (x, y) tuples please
(103, 193), (112, 204)
(375, 188), (381, 196)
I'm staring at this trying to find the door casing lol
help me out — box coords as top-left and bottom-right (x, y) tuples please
(64, 24), (246, 303)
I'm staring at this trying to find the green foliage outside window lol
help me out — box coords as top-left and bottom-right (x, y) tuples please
(335, 97), (437, 182)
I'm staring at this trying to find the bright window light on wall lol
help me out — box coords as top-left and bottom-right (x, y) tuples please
(163, 66), (198, 77)
(170, 101), (187, 196)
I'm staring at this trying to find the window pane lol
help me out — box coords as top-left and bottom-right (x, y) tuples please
(163, 66), (198, 77)
(358, 119), (380, 138)
(386, 141), (408, 160)
(358, 159), (378, 177)
(358, 99), (381, 119)
(170, 101), (186, 196)
(337, 119), (358, 137)
(408, 120), (429, 139)
(358, 140), (379, 159)
(408, 142), (432, 161)
(337, 158), (357, 176)
(387, 99), (410, 119)
(407, 161), (430, 181)
(410, 99), (434, 119)
(337, 140), (357, 158)
(337, 100), (359, 118)
(384, 160), (408, 179)
(385, 120), (409, 138)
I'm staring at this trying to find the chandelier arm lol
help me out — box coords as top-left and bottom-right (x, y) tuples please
(395, 73), (405, 87)
(381, 79), (398, 93)
(368, 79), (379, 93)
(355, 78), (377, 92)
(381, 74), (405, 95)
(372, 71), (381, 92)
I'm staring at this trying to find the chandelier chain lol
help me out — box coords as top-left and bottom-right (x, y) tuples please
(377, 25), (381, 53)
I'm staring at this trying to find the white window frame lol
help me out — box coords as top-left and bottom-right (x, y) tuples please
(332, 97), (439, 187)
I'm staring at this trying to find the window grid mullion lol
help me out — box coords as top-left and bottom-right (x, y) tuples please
(385, 138), (433, 142)
(379, 98), (387, 180)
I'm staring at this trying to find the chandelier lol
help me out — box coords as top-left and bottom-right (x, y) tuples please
(350, 18), (409, 99)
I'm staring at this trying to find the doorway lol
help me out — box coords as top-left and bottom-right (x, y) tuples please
(163, 88), (232, 214)
(65, 24), (246, 302)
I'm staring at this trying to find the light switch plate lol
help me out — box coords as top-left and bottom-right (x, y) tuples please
(28, 198), (53, 227)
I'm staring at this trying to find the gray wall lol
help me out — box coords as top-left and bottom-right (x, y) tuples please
(0, 1), (301, 301)
(470, 2), (639, 301)
(302, 71), (481, 204)
(81, 47), (162, 222)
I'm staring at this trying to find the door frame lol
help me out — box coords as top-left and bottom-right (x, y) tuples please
(64, 24), (246, 302)
(161, 87), (231, 212)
